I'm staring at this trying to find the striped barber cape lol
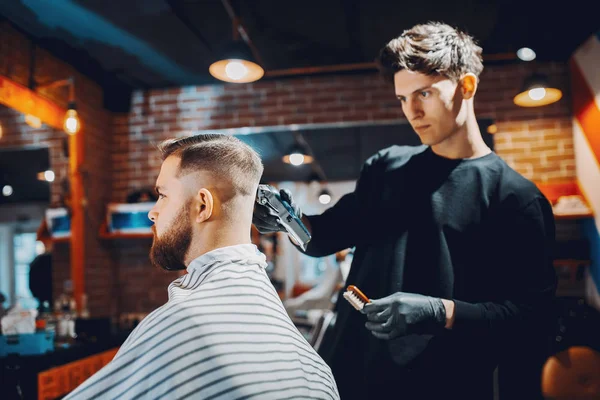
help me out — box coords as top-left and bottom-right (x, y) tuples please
(65, 244), (340, 400)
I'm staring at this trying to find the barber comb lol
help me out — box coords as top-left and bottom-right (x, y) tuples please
(343, 285), (370, 311)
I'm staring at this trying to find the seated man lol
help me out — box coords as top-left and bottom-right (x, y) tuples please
(66, 134), (339, 400)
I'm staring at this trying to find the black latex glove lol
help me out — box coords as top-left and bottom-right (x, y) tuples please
(363, 292), (447, 339)
(252, 189), (303, 234)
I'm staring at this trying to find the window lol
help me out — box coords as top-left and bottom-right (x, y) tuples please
(13, 232), (39, 310)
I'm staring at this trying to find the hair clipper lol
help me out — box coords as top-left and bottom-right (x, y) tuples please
(256, 184), (311, 251)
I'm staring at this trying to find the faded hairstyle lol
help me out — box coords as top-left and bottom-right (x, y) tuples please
(157, 134), (263, 198)
(377, 21), (484, 83)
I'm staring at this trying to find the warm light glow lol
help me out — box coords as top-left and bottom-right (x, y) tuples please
(487, 124), (498, 134)
(0, 123), (3, 139)
(225, 61), (248, 81)
(209, 59), (264, 83)
(2, 185), (13, 197)
(319, 192), (331, 205)
(64, 108), (81, 135)
(44, 170), (55, 182)
(514, 87), (562, 107)
(517, 47), (536, 61)
(289, 153), (305, 166)
(528, 88), (546, 101)
(25, 114), (42, 129)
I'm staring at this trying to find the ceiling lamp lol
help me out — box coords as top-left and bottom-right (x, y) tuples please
(209, 41), (264, 83)
(37, 77), (82, 134)
(513, 73), (562, 107)
(64, 102), (81, 135)
(516, 47), (536, 62)
(209, 5), (264, 84)
(282, 143), (313, 166)
(318, 188), (332, 205)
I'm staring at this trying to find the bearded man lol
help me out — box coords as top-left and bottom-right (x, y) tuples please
(65, 134), (339, 400)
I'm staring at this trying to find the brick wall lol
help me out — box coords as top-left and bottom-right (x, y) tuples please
(113, 62), (574, 202)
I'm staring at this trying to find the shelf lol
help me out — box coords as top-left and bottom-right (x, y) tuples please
(98, 221), (152, 240)
(535, 180), (594, 220)
(36, 218), (70, 243)
(554, 212), (594, 220)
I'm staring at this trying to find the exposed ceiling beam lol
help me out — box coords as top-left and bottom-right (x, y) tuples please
(0, 74), (67, 131)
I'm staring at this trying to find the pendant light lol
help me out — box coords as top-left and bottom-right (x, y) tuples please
(282, 142), (313, 166)
(209, 41), (264, 83)
(513, 72), (562, 107)
(209, 10), (264, 84)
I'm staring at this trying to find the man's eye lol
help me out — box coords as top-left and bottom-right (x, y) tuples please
(158, 193), (165, 199)
(420, 91), (430, 98)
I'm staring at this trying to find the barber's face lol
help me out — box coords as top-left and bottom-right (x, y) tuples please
(394, 70), (464, 147)
(148, 156), (192, 271)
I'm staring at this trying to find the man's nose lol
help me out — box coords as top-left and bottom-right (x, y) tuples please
(148, 207), (157, 222)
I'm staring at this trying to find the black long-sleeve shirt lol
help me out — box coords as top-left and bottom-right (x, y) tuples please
(303, 145), (557, 399)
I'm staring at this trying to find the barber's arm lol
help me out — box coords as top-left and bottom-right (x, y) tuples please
(253, 155), (383, 258)
(363, 196), (557, 339)
(253, 188), (360, 257)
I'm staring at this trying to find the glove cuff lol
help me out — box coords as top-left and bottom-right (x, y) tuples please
(430, 297), (447, 332)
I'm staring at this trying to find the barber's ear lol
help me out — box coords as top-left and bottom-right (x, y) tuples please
(460, 73), (478, 100)
(195, 188), (213, 223)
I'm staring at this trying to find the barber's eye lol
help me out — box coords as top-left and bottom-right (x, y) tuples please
(158, 193), (165, 199)
(420, 91), (430, 98)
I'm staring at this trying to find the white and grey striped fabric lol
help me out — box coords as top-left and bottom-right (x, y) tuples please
(65, 244), (339, 400)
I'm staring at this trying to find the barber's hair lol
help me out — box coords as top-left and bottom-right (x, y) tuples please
(158, 134), (263, 197)
(377, 21), (484, 83)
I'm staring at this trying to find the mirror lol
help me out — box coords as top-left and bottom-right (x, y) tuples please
(0, 102), (69, 312)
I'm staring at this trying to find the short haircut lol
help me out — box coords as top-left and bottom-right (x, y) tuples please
(158, 134), (263, 198)
(377, 21), (484, 83)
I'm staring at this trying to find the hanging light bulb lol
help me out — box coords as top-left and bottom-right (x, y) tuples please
(2, 185), (13, 197)
(282, 143), (313, 166)
(516, 47), (536, 62)
(63, 103), (81, 135)
(318, 188), (332, 205)
(209, 42), (264, 83)
(38, 170), (55, 182)
(514, 73), (562, 107)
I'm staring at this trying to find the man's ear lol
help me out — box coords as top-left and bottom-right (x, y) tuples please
(195, 188), (214, 223)
(460, 73), (478, 100)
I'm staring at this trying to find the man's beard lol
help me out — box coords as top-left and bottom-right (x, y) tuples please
(150, 201), (193, 271)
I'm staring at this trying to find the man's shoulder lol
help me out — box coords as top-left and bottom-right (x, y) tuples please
(364, 144), (427, 169)
(494, 161), (549, 212)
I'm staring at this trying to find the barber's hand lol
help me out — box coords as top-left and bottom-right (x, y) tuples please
(363, 292), (447, 340)
(252, 189), (303, 234)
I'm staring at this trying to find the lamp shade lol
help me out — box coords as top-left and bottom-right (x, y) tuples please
(282, 143), (313, 166)
(513, 73), (562, 107)
(209, 41), (264, 83)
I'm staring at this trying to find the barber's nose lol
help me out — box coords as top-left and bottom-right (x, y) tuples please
(405, 98), (423, 120)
